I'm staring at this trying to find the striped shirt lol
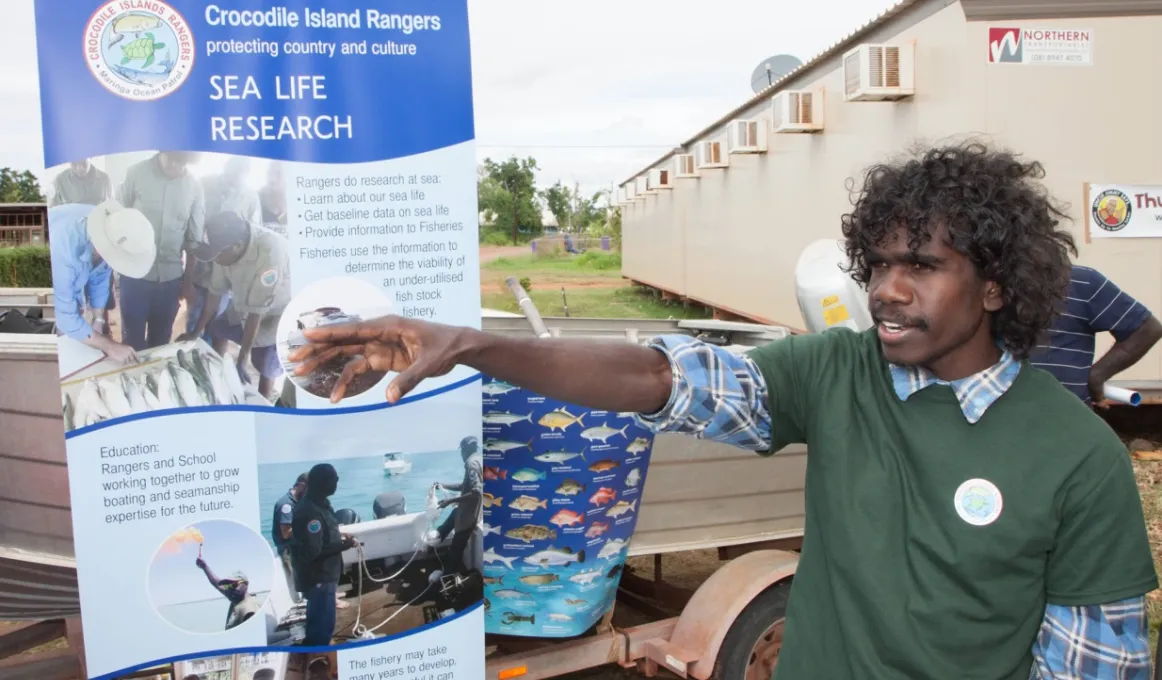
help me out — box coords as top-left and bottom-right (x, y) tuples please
(1028, 265), (1151, 403)
(633, 333), (1151, 678)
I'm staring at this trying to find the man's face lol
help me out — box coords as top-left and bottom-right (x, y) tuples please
(213, 241), (245, 265)
(224, 158), (249, 182)
(70, 161), (90, 175)
(293, 481), (306, 498)
(865, 223), (1002, 380)
(461, 439), (478, 460)
(158, 152), (192, 179)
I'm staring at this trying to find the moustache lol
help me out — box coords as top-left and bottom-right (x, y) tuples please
(872, 306), (929, 330)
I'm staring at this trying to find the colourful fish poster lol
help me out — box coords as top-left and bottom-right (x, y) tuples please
(33, 1), (484, 678)
(481, 376), (656, 637)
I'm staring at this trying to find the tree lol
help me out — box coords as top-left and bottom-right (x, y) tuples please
(477, 156), (543, 244)
(0, 168), (45, 203)
(573, 189), (608, 232)
(607, 206), (622, 250)
(539, 182), (609, 233)
(540, 181), (572, 230)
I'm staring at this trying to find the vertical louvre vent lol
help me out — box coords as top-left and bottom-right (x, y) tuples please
(883, 46), (901, 87)
(844, 51), (861, 96)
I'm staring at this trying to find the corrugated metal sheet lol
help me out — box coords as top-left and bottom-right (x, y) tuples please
(960, 0), (1162, 20)
(619, 0), (934, 187)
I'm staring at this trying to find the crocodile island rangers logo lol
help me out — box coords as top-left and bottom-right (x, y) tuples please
(1092, 189), (1132, 232)
(953, 478), (1003, 527)
(84, 1), (195, 101)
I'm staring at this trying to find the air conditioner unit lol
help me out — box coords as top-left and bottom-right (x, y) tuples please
(695, 140), (727, 169)
(843, 43), (915, 101)
(635, 176), (649, 196)
(673, 154), (698, 178)
(772, 89), (824, 133)
(726, 119), (766, 154)
(647, 168), (672, 191)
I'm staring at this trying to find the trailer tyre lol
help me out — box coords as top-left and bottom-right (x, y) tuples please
(710, 580), (790, 680)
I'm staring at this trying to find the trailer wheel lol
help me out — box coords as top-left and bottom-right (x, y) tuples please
(710, 580), (790, 680)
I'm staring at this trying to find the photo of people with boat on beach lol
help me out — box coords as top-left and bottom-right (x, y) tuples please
(147, 519), (277, 638)
(48, 150), (293, 431)
(252, 404), (484, 647)
(273, 276), (395, 409)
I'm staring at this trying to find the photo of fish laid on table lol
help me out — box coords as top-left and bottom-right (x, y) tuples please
(62, 346), (249, 431)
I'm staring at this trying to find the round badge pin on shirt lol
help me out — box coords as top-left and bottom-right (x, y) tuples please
(953, 478), (1003, 526)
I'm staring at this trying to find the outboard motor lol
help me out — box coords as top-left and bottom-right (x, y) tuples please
(335, 508), (361, 526)
(372, 491), (406, 519)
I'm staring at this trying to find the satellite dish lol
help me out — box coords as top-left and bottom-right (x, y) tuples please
(749, 54), (804, 93)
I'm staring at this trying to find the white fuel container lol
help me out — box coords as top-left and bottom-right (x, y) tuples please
(794, 238), (874, 334)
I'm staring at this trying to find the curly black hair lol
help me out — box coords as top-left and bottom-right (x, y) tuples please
(838, 140), (1078, 359)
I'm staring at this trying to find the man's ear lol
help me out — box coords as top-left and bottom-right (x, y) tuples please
(983, 282), (1003, 313)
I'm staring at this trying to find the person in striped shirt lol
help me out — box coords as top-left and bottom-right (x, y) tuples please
(1028, 265), (1162, 405)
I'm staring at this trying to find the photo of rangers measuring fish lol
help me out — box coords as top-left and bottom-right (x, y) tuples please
(252, 410), (483, 647)
(48, 150), (294, 431)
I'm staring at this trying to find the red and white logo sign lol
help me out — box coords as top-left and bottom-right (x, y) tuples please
(987, 27), (1022, 63)
(987, 26), (1092, 65)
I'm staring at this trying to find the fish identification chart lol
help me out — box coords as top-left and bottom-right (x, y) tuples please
(33, 2), (484, 678)
(481, 376), (657, 637)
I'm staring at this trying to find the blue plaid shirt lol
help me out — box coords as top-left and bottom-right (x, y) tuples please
(633, 333), (1151, 679)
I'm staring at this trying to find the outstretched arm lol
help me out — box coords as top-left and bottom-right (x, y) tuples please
(287, 316), (672, 412)
(196, 558), (221, 592)
(287, 316), (787, 450)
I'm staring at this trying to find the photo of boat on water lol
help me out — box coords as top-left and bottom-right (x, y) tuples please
(250, 406), (484, 647)
(257, 451), (463, 553)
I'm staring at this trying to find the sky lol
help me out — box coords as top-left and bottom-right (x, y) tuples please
(148, 519), (274, 610)
(0, 0), (899, 201)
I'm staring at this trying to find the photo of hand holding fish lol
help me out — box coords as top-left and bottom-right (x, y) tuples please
(479, 376), (657, 638)
(274, 276), (396, 407)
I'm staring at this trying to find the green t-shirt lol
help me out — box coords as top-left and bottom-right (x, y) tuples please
(745, 327), (1157, 680)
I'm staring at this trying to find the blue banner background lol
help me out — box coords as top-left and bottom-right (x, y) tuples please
(34, 0), (475, 166)
(481, 376), (656, 638)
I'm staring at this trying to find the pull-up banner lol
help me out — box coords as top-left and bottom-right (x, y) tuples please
(33, 2), (484, 678)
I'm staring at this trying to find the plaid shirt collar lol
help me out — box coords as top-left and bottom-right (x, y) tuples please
(887, 348), (1021, 425)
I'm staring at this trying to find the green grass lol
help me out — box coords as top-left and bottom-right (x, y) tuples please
(480, 250), (709, 319)
(484, 251), (622, 277)
(482, 285), (710, 320)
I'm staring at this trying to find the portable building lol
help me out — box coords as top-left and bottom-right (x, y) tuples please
(619, 0), (1162, 382)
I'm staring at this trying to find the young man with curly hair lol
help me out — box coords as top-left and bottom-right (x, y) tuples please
(286, 142), (1157, 679)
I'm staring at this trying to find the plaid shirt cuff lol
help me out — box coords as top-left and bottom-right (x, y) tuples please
(1030, 598), (1151, 679)
(631, 334), (772, 451)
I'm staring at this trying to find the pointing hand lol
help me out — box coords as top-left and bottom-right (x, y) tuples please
(285, 315), (465, 404)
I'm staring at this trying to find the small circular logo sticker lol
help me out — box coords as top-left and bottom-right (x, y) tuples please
(84, 1), (195, 101)
(954, 478), (1003, 526)
(260, 269), (280, 287)
(1092, 189), (1132, 232)
(307, 519), (322, 534)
